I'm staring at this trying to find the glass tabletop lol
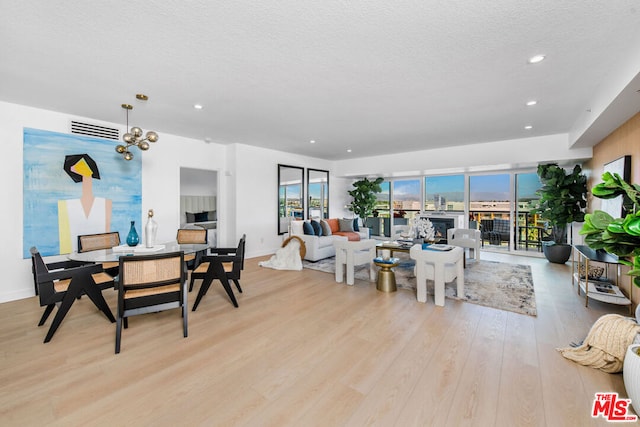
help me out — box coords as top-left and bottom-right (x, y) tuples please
(68, 242), (209, 263)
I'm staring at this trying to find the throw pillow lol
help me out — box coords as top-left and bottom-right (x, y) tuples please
(302, 221), (315, 235)
(339, 218), (355, 232)
(353, 218), (360, 232)
(207, 210), (217, 221)
(310, 219), (323, 236)
(320, 220), (332, 236)
(327, 218), (340, 234)
(291, 220), (304, 235)
(194, 212), (209, 222)
(185, 212), (196, 223)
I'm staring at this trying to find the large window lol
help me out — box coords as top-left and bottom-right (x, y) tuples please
(392, 179), (421, 224)
(515, 172), (544, 252)
(424, 175), (465, 212)
(469, 174), (511, 250)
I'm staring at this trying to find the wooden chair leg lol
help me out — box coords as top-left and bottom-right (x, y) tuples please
(232, 279), (242, 293)
(115, 316), (122, 354)
(192, 278), (212, 311)
(182, 291), (188, 337)
(38, 304), (55, 326)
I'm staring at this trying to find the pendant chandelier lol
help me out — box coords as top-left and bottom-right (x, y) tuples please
(115, 94), (159, 161)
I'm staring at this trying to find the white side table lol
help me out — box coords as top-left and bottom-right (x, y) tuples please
(409, 245), (464, 306)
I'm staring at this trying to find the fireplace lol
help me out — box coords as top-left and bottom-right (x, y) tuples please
(420, 215), (457, 243)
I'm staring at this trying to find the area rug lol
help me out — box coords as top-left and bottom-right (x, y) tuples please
(302, 256), (537, 316)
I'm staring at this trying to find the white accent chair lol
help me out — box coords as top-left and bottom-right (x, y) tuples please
(333, 239), (377, 285)
(410, 245), (464, 306)
(447, 228), (481, 260)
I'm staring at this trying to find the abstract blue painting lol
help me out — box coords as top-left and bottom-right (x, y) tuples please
(23, 128), (142, 258)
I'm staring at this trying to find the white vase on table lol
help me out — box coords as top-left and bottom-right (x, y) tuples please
(144, 209), (158, 248)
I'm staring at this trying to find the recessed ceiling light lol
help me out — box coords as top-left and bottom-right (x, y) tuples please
(193, 104), (203, 110)
(310, 140), (316, 144)
(526, 100), (537, 106)
(524, 125), (533, 130)
(528, 55), (546, 64)
(347, 149), (352, 153)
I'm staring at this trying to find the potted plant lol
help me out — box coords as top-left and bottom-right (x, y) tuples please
(347, 177), (384, 226)
(579, 171), (640, 412)
(531, 163), (588, 263)
(579, 171), (640, 287)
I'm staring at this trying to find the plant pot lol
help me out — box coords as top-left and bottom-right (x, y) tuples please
(624, 344), (640, 415)
(542, 243), (572, 264)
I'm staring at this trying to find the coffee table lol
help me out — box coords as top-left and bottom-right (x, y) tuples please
(376, 241), (413, 257)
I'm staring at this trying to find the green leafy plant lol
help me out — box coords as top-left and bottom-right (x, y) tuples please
(579, 171), (640, 286)
(347, 177), (384, 223)
(531, 163), (588, 244)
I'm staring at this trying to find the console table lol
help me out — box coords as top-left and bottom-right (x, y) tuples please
(572, 245), (632, 313)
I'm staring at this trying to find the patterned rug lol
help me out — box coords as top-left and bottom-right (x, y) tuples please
(302, 256), (537, 316)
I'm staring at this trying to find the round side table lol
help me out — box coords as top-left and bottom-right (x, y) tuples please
(374, 257), (399, 292)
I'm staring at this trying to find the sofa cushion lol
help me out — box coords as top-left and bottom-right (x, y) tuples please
(303, 221), (315, 235)
(291, 220), (304, 235)
(310, 219), (323, 236)
(327, 218), (340, 234)
(334, 231), (361, 241)
(320, 220), (332, 236)
(339, 218), (355, 232)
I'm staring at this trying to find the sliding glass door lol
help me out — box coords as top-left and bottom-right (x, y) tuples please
(469, 174), (511, 251)
(515, 172), (545, 253)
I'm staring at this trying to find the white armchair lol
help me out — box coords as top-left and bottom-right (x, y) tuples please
(333, 239), (377, 285)
(447, 228), (481, 260)
(410, 245), (464, 306)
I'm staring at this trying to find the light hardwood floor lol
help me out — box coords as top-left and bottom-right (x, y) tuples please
(0, 251), (634, 426)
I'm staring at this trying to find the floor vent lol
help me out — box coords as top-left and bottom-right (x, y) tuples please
(70, 120), (120, 140)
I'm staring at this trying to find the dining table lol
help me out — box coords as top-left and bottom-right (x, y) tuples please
(68, 242), (210, 264)
(63, 242), (210, 333)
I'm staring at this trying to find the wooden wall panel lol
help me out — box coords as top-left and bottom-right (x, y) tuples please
(582, 111), (640, 306)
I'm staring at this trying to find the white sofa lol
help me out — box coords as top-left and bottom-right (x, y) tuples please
(291, 219), (369, 261)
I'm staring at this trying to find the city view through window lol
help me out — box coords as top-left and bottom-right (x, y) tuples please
(369, 173), (545, 252)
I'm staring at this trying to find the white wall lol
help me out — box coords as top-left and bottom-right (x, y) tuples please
(180, 168), (218, 196)
(229, 143), (335, 258)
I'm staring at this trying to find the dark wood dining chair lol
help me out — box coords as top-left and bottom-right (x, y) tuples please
(30, 246), (115, 343)
(116, 251), (187, 354)
(78, 231), (121, 276)
(191, 234), (246, 310)
(176, 228), (208, 284)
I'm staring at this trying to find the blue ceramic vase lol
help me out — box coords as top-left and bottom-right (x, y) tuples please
(126, 220), (139, 246)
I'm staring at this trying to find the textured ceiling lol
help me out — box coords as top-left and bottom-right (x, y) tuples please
(1, 1), (640, 160)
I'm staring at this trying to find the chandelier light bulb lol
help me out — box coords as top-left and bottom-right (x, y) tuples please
(139, 141), (150, 151)
(131, 127), (143, 137)
(124, 151), (134, 161)
(146, 131), (158, 142)
(116, 144), (126, 154)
